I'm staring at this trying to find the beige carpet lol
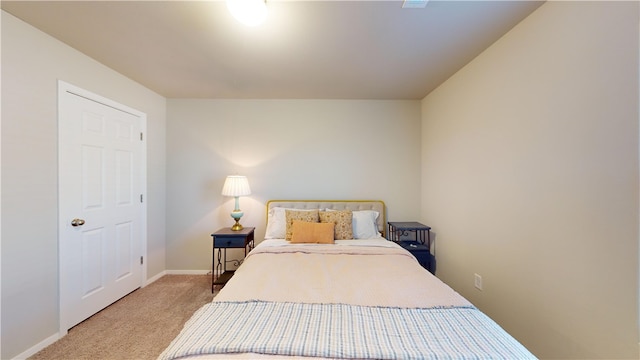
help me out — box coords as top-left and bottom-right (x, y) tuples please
(29, 275), (215, 360)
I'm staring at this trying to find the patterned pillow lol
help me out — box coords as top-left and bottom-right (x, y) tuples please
(285, 209), (319, 240)
(319, 209), (353, 240)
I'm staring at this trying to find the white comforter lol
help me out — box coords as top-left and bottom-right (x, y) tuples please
(159, 238), (536, 360)
(214, 238), (470, 309)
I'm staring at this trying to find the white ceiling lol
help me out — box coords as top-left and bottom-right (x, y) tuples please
(1, 0), (544, 99)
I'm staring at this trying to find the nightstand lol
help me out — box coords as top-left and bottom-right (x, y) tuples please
(387, 222), (431, 247)
(211, 227), (255, 293)
(388, 222), (434, 274)
(397, 241), (434, 274)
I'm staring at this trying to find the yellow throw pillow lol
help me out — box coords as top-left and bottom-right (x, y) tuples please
(285, 209), (319, 240)
(319, 209), (353, 240)
(290, 221), (335, 244)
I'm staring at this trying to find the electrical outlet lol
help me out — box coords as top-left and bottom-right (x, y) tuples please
(474, 273), (483, 290)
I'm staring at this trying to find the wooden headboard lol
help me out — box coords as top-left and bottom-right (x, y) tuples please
(266, 200), (386, 236)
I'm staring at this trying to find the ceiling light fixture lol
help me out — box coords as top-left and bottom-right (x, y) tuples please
(227, 0), (268, 27)
(402, 0), (429, 9)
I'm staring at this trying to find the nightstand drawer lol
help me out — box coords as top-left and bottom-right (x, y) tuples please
(398, 240), (434, 274)
(214, 236), (247, 248)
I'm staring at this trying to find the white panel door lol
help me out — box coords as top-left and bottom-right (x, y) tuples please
(58, 82), (145, 332)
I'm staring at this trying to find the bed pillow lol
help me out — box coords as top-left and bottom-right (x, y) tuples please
(352, 210), (380, 239)
(264, 207), (287, 239)
(265, 207), (319, 239)
(285, 209), (319, 240)
(290, 220), (335, 244)
(319, 209), (353, 240)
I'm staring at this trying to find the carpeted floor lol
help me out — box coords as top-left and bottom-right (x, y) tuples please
(29, 275), (215, 360)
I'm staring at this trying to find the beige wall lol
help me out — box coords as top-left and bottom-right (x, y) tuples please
(1, 11), (167, 359)
(3, 1), (640, 359)
(165, 99), (422, 270)
(421, 2), (639, 359)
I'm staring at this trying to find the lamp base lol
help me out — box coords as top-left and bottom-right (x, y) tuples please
(231, 219), (244, 231)
(230, 209), (244, 231)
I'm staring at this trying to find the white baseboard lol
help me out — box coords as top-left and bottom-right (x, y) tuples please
(144, 270), (167, 286)
(166, 269), (211, 275)
(12, 332), (60, 360)
(144, 270), (210, 286)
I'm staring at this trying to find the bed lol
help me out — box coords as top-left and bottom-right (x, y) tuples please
(159, 200), (536, 360)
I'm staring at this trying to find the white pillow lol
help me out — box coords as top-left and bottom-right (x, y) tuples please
(264, 207), (286, 239)
(352, 210), (380, 239)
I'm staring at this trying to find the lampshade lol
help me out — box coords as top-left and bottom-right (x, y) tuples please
(221, 175), (251, 197)
(226, 0), (268, 27)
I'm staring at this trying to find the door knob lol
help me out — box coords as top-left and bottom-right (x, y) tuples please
(71, 218), (85, 227)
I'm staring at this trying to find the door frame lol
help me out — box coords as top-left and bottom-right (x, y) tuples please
(57, 80), (147, 335)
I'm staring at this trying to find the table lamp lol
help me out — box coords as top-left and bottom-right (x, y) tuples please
(221, 175), (251, 231)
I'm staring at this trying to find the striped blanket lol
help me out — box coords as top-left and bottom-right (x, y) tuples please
(159, 300), (536, 360)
